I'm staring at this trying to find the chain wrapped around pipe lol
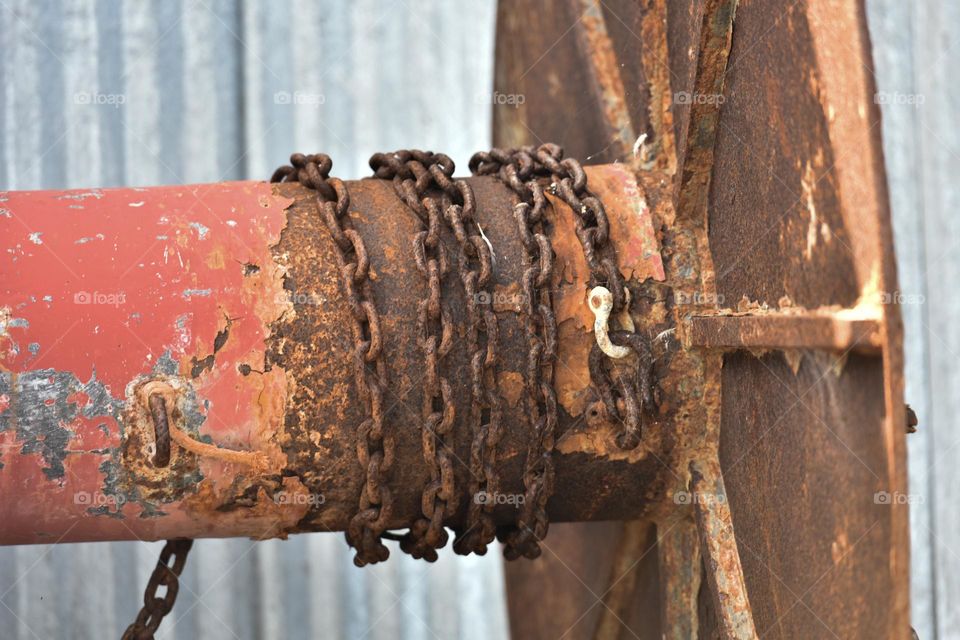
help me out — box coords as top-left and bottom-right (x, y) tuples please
(443, 181), (506, 557)
(265, 145), (650, 567)
(469, 146), (559, 560)
(411, 155), (506, 558)
(272, 153), (394, 567)
(473, 144), (656, 451)
(369, 150), (460, 562)
(537, 145), (657, 449)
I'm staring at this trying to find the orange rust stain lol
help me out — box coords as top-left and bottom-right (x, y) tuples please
(548, 166), (665, 419)
(181, 476), (311, 540)
(554, 319), (594, 418)
(587, 165), (665, 283)
(555, 419), (645, 463)
(639, 0), (678, 174)
(205, 246), (227, 270)
(497, 371), (525, 408)
(186, 183), (295, 483)
(547, 191), (594, 332)
(549, 165), (665, 333)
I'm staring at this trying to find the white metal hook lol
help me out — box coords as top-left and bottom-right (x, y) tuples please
(588, 286), (632, 359)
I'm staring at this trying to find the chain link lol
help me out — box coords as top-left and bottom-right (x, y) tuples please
(532, 145), (656, 449)
(473, 144), (656, 453)
(112, 142), (655, 640)
(369, 150), (460, 562)
(272, 153), (394, 567)
(267, 145), (650, 565)
(470, 146), (560, 560)
(122, 539), (193, 640)
(420, 158), (506, 558)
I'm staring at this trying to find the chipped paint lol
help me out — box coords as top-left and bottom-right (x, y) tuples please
(0, 181), (298, 543)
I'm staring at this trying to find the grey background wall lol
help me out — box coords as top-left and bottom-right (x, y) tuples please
(867, 2), (956, 639)
(0, 2), (507, 639)
(0, 0), (950, 638)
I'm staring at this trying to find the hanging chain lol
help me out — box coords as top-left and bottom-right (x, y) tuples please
(470, 146), (559, 560)
(272, 153), (394, 567)
(589, 330), (656, 449)
(369, 150), (459, 562)
(111, 142), (653, 640)
(122, 539), (193, 640)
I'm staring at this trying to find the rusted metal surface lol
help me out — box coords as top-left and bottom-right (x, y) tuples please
(657, 516), (701, 640)
(591, 520), (655, 640)
(687, 312), (883, 354)
(0, 0), (912, 635)
(707, 0), (909, 636)
(272, 153), (396, 567)
(468, 146), (561, 561)
(492, 1), (721, 633)
(0, 163), (673, 546)
(574, 0), (636, 159)
(689, 458), (757, 639)
(675, 0), (738, 226)
(493, 0), (908, 638)
(503, 521), (662, 640)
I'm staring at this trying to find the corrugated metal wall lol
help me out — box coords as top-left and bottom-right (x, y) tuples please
(0, 2), (508, 639)
(0, 0), (954, 638)
(866, 1), (958, 638)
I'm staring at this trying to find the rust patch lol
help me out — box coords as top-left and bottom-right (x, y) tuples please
(550, 164), (665, 332)
(555, 397), (667, 464)
(550, 164), (666, 420)
(576, 0), (636, 157)
(638, 0), (678, 174)
(554, 320), (594, 418)
(183, 475), (310, 540)
(497, 371), (525, 408)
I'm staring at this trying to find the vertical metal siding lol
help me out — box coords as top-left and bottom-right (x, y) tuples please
(865, 4), (932, 638)
(0, 2), (506, 638)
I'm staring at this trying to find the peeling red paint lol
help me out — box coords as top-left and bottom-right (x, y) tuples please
(2, 182), (291, 389)
(0, 181), (296, 543)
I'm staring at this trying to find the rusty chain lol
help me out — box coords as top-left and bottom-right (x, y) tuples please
(369, 150), (460, 562)
(122, 539), (193, 640)
(397, 153), (505, 557)
(533, 144), (654, 448)
(469, 146), (559, 560)
(263, 145), (647, 566)
(473, 144), (656, 451)
(441, 171), (506, 558)
(535, 145), (656, 449)
(272, 153), (394, 567)
(589, 330), (656, 448)
(114, 143), (650, 640)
